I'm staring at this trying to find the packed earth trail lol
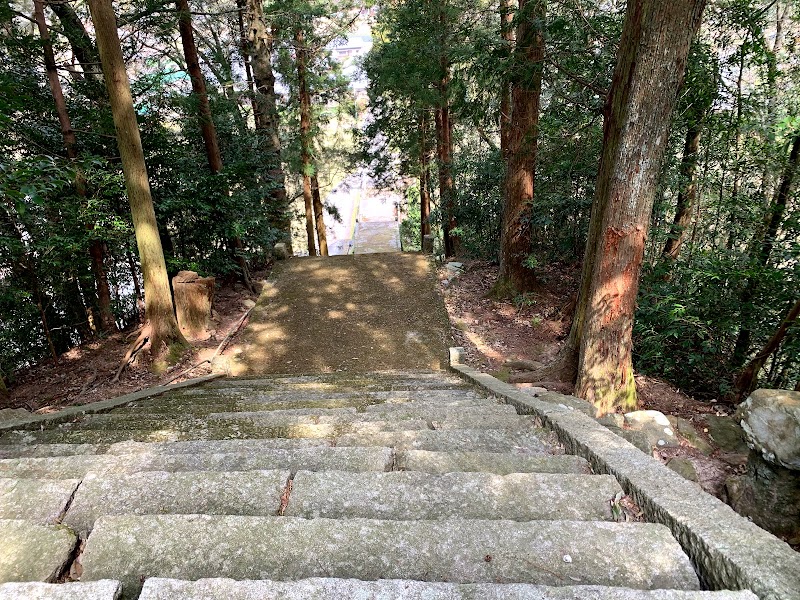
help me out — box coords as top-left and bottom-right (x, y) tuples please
(0, 252), (798, 600)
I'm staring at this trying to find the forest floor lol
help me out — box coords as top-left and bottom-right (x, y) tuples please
(0, 270), (270, 415)
(440, 259), (745, 501)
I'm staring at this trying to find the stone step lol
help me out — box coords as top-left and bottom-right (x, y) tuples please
(202, 372), (469, 390)
(167, 388), (482, 402)
(0, 443), (101, 459)
(137, 578), (759, 600)
(0, 478), (80, 524)
(79, 404), (513, 429)
(79, 515), (701, 600)
(394, 450), (590, 474)
(0, 418), (431, 445)
(0, 447), (392, 479)
(286, 470), (621, 521)
(337, 427), (556, 453)
(0, 580), (121, 599)
(105, 438), (331, 455)
(63, 470), (290, 536)
(0, 519), (77, 584)
(118, 394), (495, 417)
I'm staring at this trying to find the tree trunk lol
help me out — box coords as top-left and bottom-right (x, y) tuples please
(573, 0), (706, 414)
(732, 133), (800, 366)
(34, 0), (117, 334)
(176, 0), (223, 173)
(311, 175), (329, 256)
(499, 0), (514, 160)
(87, 0), (186, 352)
(662, 123), (702, 260)
(419, 111), (431, 238)
(241, 0), (291, 245)
(498, 0), (544, 293)
(436, 7), (456, 257)
(296, 27), (325, 257)
(46, 0), (103, 85)
(734, 297), (800, 401)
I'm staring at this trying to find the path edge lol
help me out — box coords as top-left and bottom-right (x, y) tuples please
(0, 374), (224, 434)
(447, 347), (800, 600)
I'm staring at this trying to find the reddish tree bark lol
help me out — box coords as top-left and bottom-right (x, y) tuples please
(419, 111), (432, 238)
(498, 0), (544, 293)
(573, 0), (707, 414)
(499, 0), (515, 160)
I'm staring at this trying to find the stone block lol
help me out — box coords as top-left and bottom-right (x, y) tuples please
(0, 519), (77, 583)
(0, 478), (80, 523)
(395, 450), (590, 475)
(0, 580), (121, 599)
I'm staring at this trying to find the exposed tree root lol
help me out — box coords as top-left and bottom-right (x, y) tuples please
(112, 323), (151, 382)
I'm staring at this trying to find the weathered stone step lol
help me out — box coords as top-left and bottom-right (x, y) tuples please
(395, 450), (589, 474)
(0, 478), (80, 523)
(286, 470), (621, 521)
(0, 447), (392, 479)
(118, 394), (495, 417)
(168, 388), (482, 402)
(105, 438), (331, 455)
(137, 578), (759, 600)
(64, 470), (290, 536)
(0, 580), (121, 599)
(0, 519), (77, 584)
(0, 443), (101, 459)
(0, 418), (431, 445)
(79, 515), (700, 599)
(337, 427), (556, 453)
(203, 372), (469, 391)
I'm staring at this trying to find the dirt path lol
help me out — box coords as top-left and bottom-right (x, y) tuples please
(229, 253), (451, 375)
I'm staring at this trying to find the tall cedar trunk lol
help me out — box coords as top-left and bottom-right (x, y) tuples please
(176, 0), (254, 292)
(311, 175), (328, 256)
(419, 112), (431, 238)
(499, 0), (514, 160)
(734, 297), (800, 401)
(87, 0), (186, 352)
(235, 0), (259, 121)
(296, 27), (327, 256)
(436, 7), (456, 257)
(41, 0), (117, 332)
(732, 132), (800, 366)
(662, 123), (702, 260)
(498, 0), (544, 293)
(573, 0), (706, 414)
(34, 0), (117, 333)
(241, 0), (291, 246)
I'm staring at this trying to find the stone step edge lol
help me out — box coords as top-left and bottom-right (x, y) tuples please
(0, 374), (224, 436)
(447, 350), (800, 600)
(138, 578), (759, 600)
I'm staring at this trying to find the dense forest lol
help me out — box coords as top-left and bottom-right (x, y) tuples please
(0, 0), (798, 412)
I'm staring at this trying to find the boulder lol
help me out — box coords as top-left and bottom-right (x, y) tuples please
(273, 243), (289, 260)
(666, 457), (699, 483)
(422, 234), (435, 254)
(736, 389), (800, 470)
(623, 410), (679, 451)
(172, 271), (215, 340)
(667, 416), (714, 456)
(702, 415), (748, 454)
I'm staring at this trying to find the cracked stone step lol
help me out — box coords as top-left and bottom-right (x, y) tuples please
(0, 418), (430, 445)
(337, 428), (557, 453)
(167, 388), (483, 403)
(79, 515), (701, 600)
(0, 580), (122, 599)
(286, 470), (621, 521)
(63, 470), (290, 536)
(137, 578), (759, 600)
(0, 519), (77, 584)
(0, 447), (392, 479)
(394, 449), (589, 474)
(0, 478), (80, 523)
(105, 438), (331, 455)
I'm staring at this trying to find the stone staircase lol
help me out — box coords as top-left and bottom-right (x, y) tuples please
(0, 372), (757, 600)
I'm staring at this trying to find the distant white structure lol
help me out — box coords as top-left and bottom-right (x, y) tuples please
(329, 20), (373, 95)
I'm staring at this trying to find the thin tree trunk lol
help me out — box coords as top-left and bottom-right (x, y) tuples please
(662, 123), (702, 260)
(296, 27), (326, 256)
(573, 0), (706, 414)
(177, 0), (255, 293)
(311, 175), (328, 256)
(34, 0), (117, 334)
(419, 111), (431, 238)
(45, 0), (103, 85)
(498, 0), (544, 293)
(35, 287), (58, 362)
(734, 297), (800, 401)
(499, 0), (514, 160)
(732, 133), (800, 366)
(87, 0), (186, 352)
(436, 7), (456, 257)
